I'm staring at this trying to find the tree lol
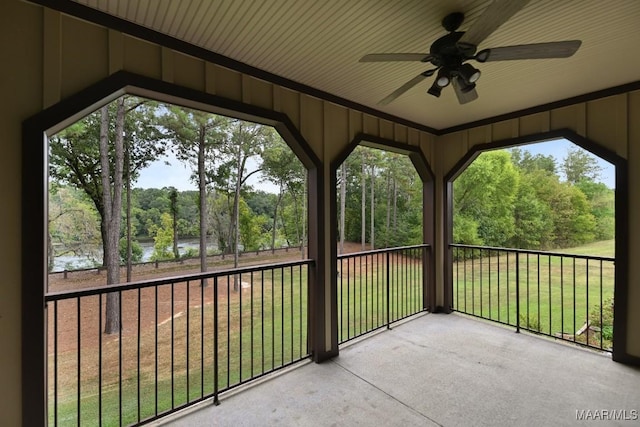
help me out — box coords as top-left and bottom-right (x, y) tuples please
(50, 97), (164, 250)
(209, 190), (231, 252)
(561, 146), (602, 184)
(370, 155), (377, 250)
(99, 101), (124, 334)
(556, 185), (597, 246)
(49, 96), (165, 333)
(360, 147), (367, 250)
(238, 198), (268, 251)
(338, 162), (347, 253)
(576, 180), (615, 241)
(510, 147), (557, 174)
(148, 212), (175, 260)
(510, 173), (554, 249)
(160, 107), (229, 280)
(338, 147), (422, 249)
(453, 150), (519, 247)
(216, 121), (271, 289)
(380, 152), (416, 247)
(169, 187), (180, 259)
(48, 186), (101, 271)
(260, 135), (305, 253)
(452, 214), (482, 246)
(244, 190), (276, 218)
(528, 170), (596, 247)
(119, 237), (143, 263)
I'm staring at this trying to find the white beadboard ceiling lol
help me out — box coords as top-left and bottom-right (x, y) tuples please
(69, 0), (640, 130)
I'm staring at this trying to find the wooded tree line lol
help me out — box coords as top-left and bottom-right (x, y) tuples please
(49, 186), (307, 263)
(337, 144), (614, 253)
(337, 146), (423, 252)
(48, 94), (613, 334)
(49, 95), (306, 333)
(454, 146), (614, 249)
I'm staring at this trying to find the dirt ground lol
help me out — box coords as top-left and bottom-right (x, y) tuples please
(47, 242), (378, 354)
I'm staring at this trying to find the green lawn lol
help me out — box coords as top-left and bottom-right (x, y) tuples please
(337, 250), (425, 342)
(49, 266), (309, 426)
(452, 240), (615, 349)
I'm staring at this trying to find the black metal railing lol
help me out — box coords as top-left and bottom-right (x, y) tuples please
(337, 245), (428, 344)
(451, 244), (614, 352)
(46, 259), (312, 426)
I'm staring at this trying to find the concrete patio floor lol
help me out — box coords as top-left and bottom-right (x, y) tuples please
(163, 313), (640, 426)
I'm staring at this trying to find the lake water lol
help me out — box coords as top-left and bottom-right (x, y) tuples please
(51, 238), (217, 272)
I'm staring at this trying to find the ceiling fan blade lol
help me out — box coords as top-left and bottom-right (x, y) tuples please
(360, 53), (433, 62)
(379, 72), (432, 105)
(458, 0), (530, 46)
(481, 40), (581, 61)
(452, 77), (479, 105)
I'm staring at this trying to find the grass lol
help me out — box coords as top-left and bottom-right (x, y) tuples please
(551, 239), (614, 257)
(337, 249), (425, 343)
(49, 266), (309, 426)
(48, 241), (613, 426)
(452, 240), (615, 349)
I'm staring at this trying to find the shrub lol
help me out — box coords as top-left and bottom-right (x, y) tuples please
(519, 314), (542, 332)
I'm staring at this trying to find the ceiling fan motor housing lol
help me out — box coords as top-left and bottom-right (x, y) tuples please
(429, 32), (479, 88)
(429, 32), (477, 68)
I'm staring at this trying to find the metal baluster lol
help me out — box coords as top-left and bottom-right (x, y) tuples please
(77, 298), (81, 426)
(137, 288), (141, 422)
(214, 276), (220, 406)
(516, 253), (520, 333)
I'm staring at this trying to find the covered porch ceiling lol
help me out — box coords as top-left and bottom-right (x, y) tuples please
(46, 0), (640, 131)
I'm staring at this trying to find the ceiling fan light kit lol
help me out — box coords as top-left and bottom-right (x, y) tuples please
(435, 68), (451, 87)
(459, 63), (481, 84)
(359, 0), (581, 105)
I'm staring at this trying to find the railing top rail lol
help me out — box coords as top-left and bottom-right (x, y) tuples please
(45, 258), (314, 301)
(337, 244), (430, 259)
(449, 243), (614, 262)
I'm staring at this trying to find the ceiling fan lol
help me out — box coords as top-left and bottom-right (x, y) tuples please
(360, 0), (581, 105)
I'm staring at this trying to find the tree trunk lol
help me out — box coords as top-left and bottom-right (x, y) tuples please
(361, 154), (366, 251)
(385, 172), (391, 248)
(272, 188), (283, 253)
(198, 125), (208, 285)
(370, 163), (375, 250)
(393, 178), (398, 234)
(170, 189), (179, 259)
(301, 173), (307, 259)
(225, 192), (235, 255)
(290, 187), (302, 254)
(339, 163), (346, 254)
(281, 215), (291, 247)
(102, 99), (125, 334)
(126, 139), (132, 282)
(232, 138), (244, 292)
(172, 213), (179, 259)
(47, 232), (54, 273)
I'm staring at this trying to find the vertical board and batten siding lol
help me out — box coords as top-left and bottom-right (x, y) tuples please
(40, 11), (436, 358)
(1, 3), (44, 426)
(628, 91), (640, 357)
(438, 91), (640, 356)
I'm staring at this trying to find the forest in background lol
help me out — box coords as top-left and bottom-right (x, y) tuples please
(47, 95), (615, 336)
(454, 146), (614, 250)
(49, 96), (615, 272)
(48, 96), (308, 274)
